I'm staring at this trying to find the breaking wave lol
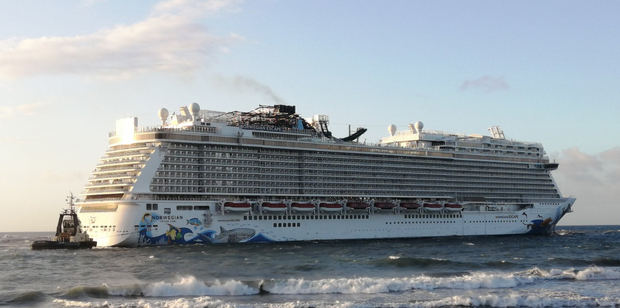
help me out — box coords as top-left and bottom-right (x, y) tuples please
(523, 266), (620, 281)
(420, 293), (620, 308)
(48, 266), (620, 299)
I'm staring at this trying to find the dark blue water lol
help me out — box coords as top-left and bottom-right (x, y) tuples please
(1, 226), (619, 307)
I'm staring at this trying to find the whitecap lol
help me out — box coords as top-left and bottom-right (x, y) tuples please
(419, 293), (600, 308)
(522, 266), (620, 281)
(141, 276), (258, 297)
(266, 272), (533, 295)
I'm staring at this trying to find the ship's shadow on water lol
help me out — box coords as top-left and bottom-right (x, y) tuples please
(1, 226), (620, 307)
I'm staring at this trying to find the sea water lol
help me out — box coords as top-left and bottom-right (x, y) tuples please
(1, 225), (619, 307)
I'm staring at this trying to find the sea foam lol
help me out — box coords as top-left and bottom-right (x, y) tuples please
(56, 266), (620, 300)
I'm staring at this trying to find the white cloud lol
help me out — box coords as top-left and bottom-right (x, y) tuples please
(0, 102), (49, 118)
(0, 0), (242, 79)
(554, 147), (620, 225)
(460, 75), (510, 92)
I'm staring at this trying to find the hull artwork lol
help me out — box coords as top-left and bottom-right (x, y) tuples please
(80, 199), (574, 247)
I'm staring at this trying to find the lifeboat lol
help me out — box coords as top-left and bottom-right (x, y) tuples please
(423, 203), (443, 212)
(399, 202), (422, 210)
(346, 201), (370, 210)
(291, 202), (315, 212)
(319, 202), (343, 212)
(444, 203), (463, 211)
(374, 202), (396, 210)
(224, 202), (252, 212)
(262, 202), (287, 212)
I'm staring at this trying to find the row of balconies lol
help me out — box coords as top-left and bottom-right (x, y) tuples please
(149, 177), (556, 189)
(148, 184), (559, 197)
(157, 161), (548, 178)
(147, 180), (557, 192)
(163, 149), (534, 171)
(151, 172), (555, 186)
(153, 167), (551, 181)
(164, 140), (541, 167)
(163, 149), (540, 169)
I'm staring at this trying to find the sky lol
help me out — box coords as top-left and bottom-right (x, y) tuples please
(0, 0), (619, 231)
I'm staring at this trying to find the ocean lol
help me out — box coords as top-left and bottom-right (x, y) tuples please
(1, 226), (619, 307)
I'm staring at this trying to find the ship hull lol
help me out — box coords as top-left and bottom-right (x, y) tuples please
(78, 198), (574, 247)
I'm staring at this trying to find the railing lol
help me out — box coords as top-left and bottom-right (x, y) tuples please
(109, 125), (216, 137)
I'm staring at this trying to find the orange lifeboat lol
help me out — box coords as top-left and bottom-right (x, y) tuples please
(319, 202), (343, 212)
(444, 203), (463, 211)
(400, 202), (422, 210)
(224, 202), (252, 212)
(262, 202), (287, 212)
(423, 203), (443, 212)
(346, 201), (370, 210)
(291, 202), (315, 212)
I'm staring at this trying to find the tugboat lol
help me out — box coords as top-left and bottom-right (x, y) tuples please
(31, 194), (97, 250)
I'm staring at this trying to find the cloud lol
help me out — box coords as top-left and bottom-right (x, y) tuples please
(0, 0), (242, 79)
(0, 102), (50, 118)
(214, 75), (286, 104)
(554, 147), (620, 224)
(460, 75), (510, 92)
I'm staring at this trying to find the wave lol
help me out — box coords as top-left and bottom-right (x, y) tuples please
(52, 297), (230, 308)
(1, 291), (47, 306)
(524, 266), (620, 281)
(602, 229), (620, 235)
(421, 293), (620, 308)
(372, 256), (469, 268)
(48, 272), (531, 299)
(140, 276), (257, 297)
(62, 285), (117, 299)
(45, 293), (620, 308)
(51, 297), (353, 308)
(18, 266), (620, 305)
(546, 257), (620, 267)
(372, 256), (517, 269)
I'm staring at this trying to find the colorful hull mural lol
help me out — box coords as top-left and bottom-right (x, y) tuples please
(137, 213), (272, 245)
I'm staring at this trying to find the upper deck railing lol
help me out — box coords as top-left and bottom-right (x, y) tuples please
(107, 124), (549, 163)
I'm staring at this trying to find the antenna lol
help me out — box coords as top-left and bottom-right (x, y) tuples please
(65, 192), (75, 213)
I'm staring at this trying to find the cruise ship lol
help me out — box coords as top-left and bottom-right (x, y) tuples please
(77, 103), (574, 247)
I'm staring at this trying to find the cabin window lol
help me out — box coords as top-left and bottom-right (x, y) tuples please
(177, 206), (192, 211)
(164, 208), (171, 214)
(146, 203), (152, 210)
(152, 204), (158, 210)
(194, 206), (209, 211)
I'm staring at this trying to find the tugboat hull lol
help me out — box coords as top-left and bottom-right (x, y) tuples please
(31, 240), (97, 250)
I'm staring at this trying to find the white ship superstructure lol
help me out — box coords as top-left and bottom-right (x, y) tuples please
(77, 103), (574, 247)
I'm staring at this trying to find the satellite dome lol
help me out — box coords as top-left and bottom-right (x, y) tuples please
(414, 121), (424, 132)
(189, 102), (200, 116)
(158, 107), (169, 124)
(388, 124), (397, 136)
